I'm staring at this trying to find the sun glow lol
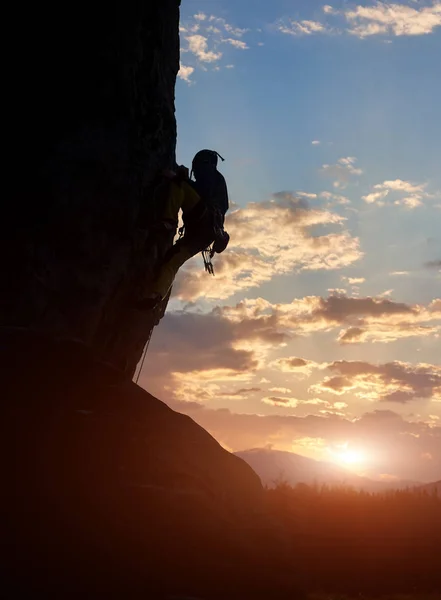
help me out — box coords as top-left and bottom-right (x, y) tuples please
(327, 443), (367, 467)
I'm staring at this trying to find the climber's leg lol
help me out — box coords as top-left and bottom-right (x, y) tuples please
(135, 240), (195, 311)
(154, 241), (195, 298)
(145, 179), (199, 275)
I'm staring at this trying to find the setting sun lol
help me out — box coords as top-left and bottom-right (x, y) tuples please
(327, 444), (367, 467)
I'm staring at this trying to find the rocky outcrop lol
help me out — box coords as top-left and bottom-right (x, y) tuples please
(3, 2), (181, 376)
(3, 330), (299, 598)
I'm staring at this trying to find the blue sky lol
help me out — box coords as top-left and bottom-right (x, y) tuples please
(143, 1), (441, 482)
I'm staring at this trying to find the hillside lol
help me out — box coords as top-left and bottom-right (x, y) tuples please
(4, 330), (300, 598)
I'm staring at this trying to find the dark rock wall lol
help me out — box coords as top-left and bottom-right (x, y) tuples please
(3, 1), (181, 375)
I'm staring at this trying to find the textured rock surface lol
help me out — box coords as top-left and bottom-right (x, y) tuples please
(3, 2), (181, 376)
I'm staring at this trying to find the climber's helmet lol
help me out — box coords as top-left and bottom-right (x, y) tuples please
(191, 149), (224, 179)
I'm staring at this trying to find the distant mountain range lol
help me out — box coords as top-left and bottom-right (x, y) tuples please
(235, 448), (425, 493)
(418, 480), (441, 494)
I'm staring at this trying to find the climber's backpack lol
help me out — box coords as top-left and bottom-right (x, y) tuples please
(190, 150), (230, 272)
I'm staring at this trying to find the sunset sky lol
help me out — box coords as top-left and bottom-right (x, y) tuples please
(142, 0), (441, 483)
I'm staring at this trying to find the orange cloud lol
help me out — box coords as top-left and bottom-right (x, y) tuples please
(270, 356), (319, 377)
(311, 360), (441, 404)
(221, 294), (441, 344)
(269, 387), (292, 394)
(262, 396), (300, 408)
(173, 193), (362, 301)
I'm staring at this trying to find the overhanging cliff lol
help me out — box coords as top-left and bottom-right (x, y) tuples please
(3, 2), (181, 376)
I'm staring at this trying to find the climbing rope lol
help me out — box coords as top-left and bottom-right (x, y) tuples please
(135, 326), (153, 384)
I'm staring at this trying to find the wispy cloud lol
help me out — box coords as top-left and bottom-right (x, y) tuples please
(179, 13), (250, 82)
(269, 387), (293, 394)
(321, 157), (363, 188)
(271, 357), (319, 377)
(262, 396), (300, 407)
(311, 360), (441, 404)
(278, 2), (441, 39)
(178, 62), (195, 83)
(362, 190), (390, 204)
(222, 38), (249, 49)
(362, 179), (435, 209)
(278, 19), (328, 36)
(220, 294), (441, 345)
(320, 191), (351, 205)
(143, 293), (439, 407)
(186, 34), (223, 63)
(342, 276), (366, 285)
(344, 1), (441, 38)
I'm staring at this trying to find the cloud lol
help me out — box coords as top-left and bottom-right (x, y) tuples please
(173, 193), (362, 301)
(262, 396), (300, 407)
(323, 5), (337, 15)
(144, 310), (260, 377)
(222, 38), (249, 49)
(320, 191), (351, 205)
(269, 387), (293, 394)
(311, 360), (441, 404)
(362, 190), (389, 204)
(342, 276), (365, 285)
(178, 63), (195, 83)
(179, 13), (250, 80)
(362, 179), (435, 209)
(186, 34), (223, 62)
(296, 191), (318, 199)
(220, 387), (262, 399)
(376, 179), (427, 194)
(278, 2), (441, 40)
(312, 140), (321, 145)
(344, 2), (441, 38)
(211, 17), (249, 37)
(396, 196), (424, 208)
(271, 357), (319, 377)
(141, 294), (441, 408)
(321, 157), (363, 188)
(278, 19), (328, 36)
(220, 294), (441, 345)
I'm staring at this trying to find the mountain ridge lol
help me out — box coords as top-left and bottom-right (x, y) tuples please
(235, 447), (423, 492)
